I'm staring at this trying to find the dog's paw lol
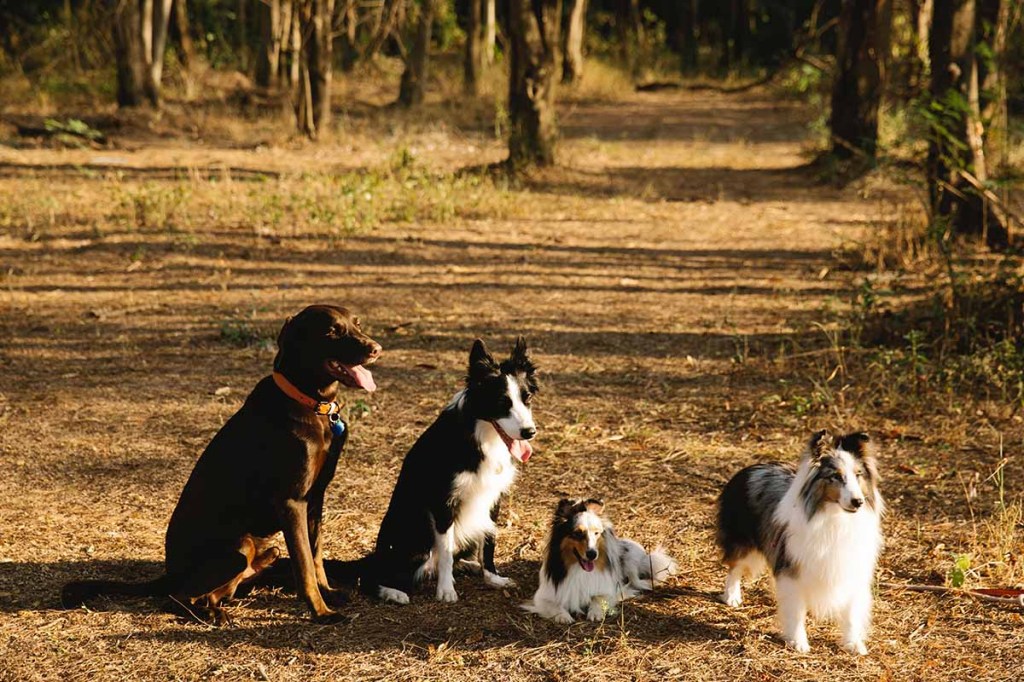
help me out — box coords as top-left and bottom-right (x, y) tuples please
(312, 610), (352, 625)
(483, 570), (515, 589)
(378, 587), (410, 605)
(552, 611), (574, 625)
(322, 587), (353, 608)
(785, 637), (811, 654)
(586, 604), (607, 622)
(436, 585), (459, 603)
(843, 640), (868, 656)
(721, 591), (743, 608)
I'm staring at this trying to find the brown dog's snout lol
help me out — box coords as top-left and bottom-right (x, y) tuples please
(366, 341), (383, 361)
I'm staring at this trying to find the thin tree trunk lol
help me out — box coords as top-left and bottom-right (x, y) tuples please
(465, 0), (482, 95)
(928, 0), (1008, 247)
(829, 0), (893, 159)
(507, 0), (562, 167)
(172, 0), (195, 72)
(680, 0), (698, 72)
(339, 0), (358, 71)
(398, 0), (435, 107)
(112, 0), (146, 107)
(484, 0), (496, 64)
(143, 0), (172, 105)
(562, 0), (586, 84)
(256, 0), (282, 88)
(296, 0), (334, 137)
(977, 0), (1009, 167)
(288, 1), (301, 86)
(616, 0), (632, 72)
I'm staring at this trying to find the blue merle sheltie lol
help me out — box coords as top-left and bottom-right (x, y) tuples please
(328, 337), (538, 604)
(524, 498), (676, 623)
(717, 430), (884, 654)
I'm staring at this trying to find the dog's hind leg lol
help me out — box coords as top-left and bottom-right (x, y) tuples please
(168, 536), (275, 626)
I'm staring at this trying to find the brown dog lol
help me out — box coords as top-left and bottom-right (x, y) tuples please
(61, 304), (381, 624)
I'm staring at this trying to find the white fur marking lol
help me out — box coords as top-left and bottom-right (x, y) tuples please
(378, 587), (410, 605)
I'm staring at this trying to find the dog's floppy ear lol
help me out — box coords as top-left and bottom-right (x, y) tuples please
(554, 497), (577, 521)
(467, 339), (499, 384)
(838, 432), (873, 458)
(808, 429), (832, 460)
(583, 498), (604, 515)
(273, 315), (295, 370)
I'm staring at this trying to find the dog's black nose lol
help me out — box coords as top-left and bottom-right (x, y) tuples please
(367, 343), (382, 360)
(851, 498), (864, 509)
(585, 549), (598, 560)
(520, 427), (537, 440)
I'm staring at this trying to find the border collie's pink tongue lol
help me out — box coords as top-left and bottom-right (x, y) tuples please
(510, 439), (533, 463)
(342, 364), (376, 392)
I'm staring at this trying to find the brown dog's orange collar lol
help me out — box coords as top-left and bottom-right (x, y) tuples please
(272, 371), (341, 416)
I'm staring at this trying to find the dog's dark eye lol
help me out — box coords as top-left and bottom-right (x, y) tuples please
(521, 390), (531, 405)
(353, 317), (361, 329)
(571, 530), (586, 540)
(327, 325), (342, 338)
(830, 473), (844, 483)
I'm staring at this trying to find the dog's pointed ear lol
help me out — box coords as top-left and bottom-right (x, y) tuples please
(503, 335), (539, 390)
(838, 432), (874, 459)
(583, 498), (605, 515)
(808, 429), (832, 460)
(554, 497), (577, 521)
(467, 339), (498, 383)
(511, 336), (529, 362)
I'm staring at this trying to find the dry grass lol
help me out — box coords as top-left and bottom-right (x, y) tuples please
(1, 72), (1023, 681)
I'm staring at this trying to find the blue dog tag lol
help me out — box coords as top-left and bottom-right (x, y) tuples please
(329, 415), (346, 437)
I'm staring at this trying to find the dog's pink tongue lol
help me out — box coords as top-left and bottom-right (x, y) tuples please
(581, 560), (595, 572)
(344, 364), (376, 392)
(511, 439), (533, 463)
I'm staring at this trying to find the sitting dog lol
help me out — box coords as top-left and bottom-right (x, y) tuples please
(327, 337), (537, 604)
(716, 430), (884, 654)
(524, 498), (676, 624)
(61, 304), (381, 624)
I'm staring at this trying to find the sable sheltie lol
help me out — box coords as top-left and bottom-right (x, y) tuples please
(524, 498), (676, 623)
(716, 430), (884, 654)
(327, 337), (538, 604)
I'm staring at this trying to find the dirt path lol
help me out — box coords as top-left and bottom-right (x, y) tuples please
(0, 89), (1020, 681)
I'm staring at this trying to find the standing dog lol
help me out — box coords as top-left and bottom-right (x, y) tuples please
(716, 430), (884, 654)
(524, 498), (676, 624)
(62, 305), (381, 624)
(329, 338), (537, 604)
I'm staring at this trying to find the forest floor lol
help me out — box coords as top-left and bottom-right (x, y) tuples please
(0, 74), (1022, 681)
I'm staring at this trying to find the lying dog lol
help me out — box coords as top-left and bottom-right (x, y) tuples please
(524, 498), (676, 623)
(328, 338), (537, 603)
(716, 430), (884, 654)
(61, 304), (381, 624)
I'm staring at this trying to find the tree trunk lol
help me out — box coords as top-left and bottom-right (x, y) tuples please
(112, 0), (146, 107)
(339, 0), (358, 71)
(616, 0), (632, 72)
(296, 0), (334, 138)
(142, 0), (172, 105)
(484, 0), (496, 64)
(680, 0), (698, 73)
(256, 0), (282, 88)
(288, 1), (301, 86)
(398, 0), (435, 107)
(562, 0), (586, 85)
(507, 0), (562, 167)
(829, 0), (893, 159)
(928, 0), (1008, 247)
(172, 0), (195, 72)
(465, 0), (482, 95)
(977, 0), (1009, 168)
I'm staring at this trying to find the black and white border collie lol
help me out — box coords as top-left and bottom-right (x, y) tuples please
(330, 337), (538, 604)
(716, 430), (884, 654)
(524, 498), (676, 624)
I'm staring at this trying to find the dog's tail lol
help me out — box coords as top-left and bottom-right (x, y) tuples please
(644, 546), (678, 586)
(323, 555), (373, 585)
(61, 574), (174, 608)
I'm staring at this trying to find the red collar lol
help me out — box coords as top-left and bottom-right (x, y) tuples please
(272, 371), (341, 415)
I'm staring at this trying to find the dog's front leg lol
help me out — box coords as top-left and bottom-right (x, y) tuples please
(481, 501), (515, 589)
(307, 492), (349, 607)
(587, 594), (618, 621)
(433, 526), (458, 602)
(280, 498), (345, 622)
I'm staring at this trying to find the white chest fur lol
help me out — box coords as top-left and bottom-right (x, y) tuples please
(448, 421), (518, 549)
